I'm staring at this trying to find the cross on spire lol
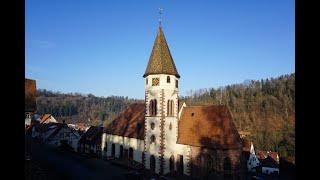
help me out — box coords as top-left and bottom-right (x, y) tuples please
(159, 8), (163, 27)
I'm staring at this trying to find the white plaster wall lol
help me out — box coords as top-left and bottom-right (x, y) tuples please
(144, 74), (179, 92)
(102, 134), (144, 163)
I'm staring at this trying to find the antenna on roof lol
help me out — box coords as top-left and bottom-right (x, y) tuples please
(159, 7), (163, 27)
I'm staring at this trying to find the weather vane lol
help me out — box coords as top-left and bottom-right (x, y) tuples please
(159, 8), (163, 26)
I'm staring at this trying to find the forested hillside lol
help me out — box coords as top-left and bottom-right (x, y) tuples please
(181, 73), (295, 161)
(36, 90), (141, 127)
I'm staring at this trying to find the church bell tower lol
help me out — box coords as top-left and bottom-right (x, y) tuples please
(143, 22), (180, 174)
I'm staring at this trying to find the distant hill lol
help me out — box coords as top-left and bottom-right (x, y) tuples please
(35, 90), (141, 127)
(181, 73), (295, 161)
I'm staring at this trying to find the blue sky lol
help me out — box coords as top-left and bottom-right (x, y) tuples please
(26, 0), (294, 99)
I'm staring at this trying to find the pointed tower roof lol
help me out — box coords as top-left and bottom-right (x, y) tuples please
(143, 27), (180, 78)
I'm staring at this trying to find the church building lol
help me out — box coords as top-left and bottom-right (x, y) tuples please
(102, 24), (243, 179)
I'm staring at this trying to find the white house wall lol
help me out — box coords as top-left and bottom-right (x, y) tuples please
(102, 134), (144, 163)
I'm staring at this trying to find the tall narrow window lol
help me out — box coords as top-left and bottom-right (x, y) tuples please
(175, 80), (178, 88)
(149, 100), (153, 116)
(167, 76), (170, 83)
(171, 100), (174, 116)
(146, 78), (148, 85)
(149, 99), (157, 116)
(153, 99), (157, 115)
(167, 100), (174, 116)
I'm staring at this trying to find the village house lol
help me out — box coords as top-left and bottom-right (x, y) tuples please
(44, 123), (80, 152)
(246, 142), (261, 172)
(256, 150), (280, 175)
(101, 24), (244, 179)
(31, 122), (80, 152)
(25, 78), (37, 129)
(78, 126), (103, 157)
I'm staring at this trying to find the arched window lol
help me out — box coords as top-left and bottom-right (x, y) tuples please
(149, 99), (157, 116)
(170, 155), (175, 173)
(149, 100), (153, 115)
(150, 122), (155, 130)
(223, 157), (232, 177)
(104, 142), (108, 152)
(169, 122), (172, 130)
(167, 76), (170, 83)
(129, 147), (134, 160)
(120, 145), (123, 158)
(167, 100), (174, 116)
(111, 144), (115, 157)
(150, 155), (156, 172)
(154, 100), (157, 115)
(150, 135), (156, 144)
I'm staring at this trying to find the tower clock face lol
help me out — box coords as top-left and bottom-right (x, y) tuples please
(152, 78), (160, 86)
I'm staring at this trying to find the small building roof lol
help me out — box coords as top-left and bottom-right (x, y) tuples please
(79, 126), (103, 144)
(39, 114), (52, 123)
(177, 105), (242, 149)
(260, 156), (279, 168)
(104, 103), (145, 140)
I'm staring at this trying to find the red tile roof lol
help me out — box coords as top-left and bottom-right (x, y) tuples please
(104, 103), (145, 140)
(177, 105), (242, 149)
(39, 114), (52, 123)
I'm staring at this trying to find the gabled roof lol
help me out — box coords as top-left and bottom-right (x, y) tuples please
(104, 103), (145, 140)
(257, 150), (279, 163)
(46, 123), (79, 140)
(79, 126), (103, 144)
(39, 114), (52, 123)
(260, 156), (279, 168)
(177, 105), (242, 149)
(25, 79), (37, 112)
(143, 27), (180, 78)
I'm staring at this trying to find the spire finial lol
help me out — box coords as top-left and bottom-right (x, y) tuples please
(158, 8), (163, 27)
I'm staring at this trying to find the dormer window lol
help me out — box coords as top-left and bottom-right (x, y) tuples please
(167, 76), (170, 83)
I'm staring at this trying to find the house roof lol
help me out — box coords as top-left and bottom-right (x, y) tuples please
(104, 103), (242, 150)
(104, 103), (145, 140)
(33, 122), (59, 133)
(39, 114), (52, 123)
(143, 26), (180, 78)
(257, 150), (279, 163)
(177, 105), (242, 149)
(79, 126), (103, 144)
(46, 123), (79, 140)
(260, 156), (279, 168)
(25, 79), (36, 112)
